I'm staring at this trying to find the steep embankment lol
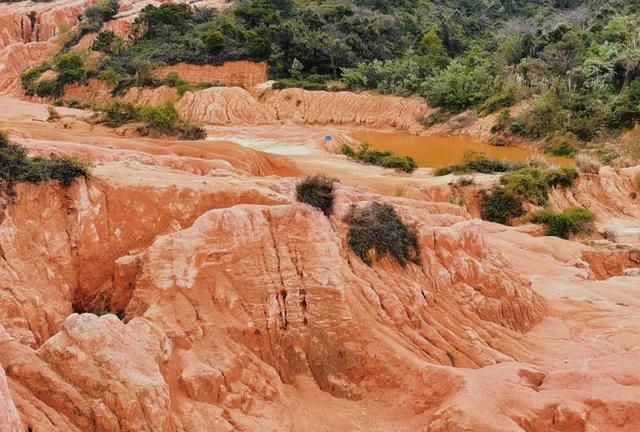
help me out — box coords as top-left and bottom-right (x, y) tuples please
(0, 0), (98, 92)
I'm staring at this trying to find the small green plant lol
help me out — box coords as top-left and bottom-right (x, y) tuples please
(529, 207), (596, 239)
(295, 175), (336, 216)
(452, 176), (474, 187)
(345, 202), (420, 267)
(47, 105), (60, 121)
(480, 187), (525, 224)
(92, 30), (118, 53)
(340, 143), (417, 173)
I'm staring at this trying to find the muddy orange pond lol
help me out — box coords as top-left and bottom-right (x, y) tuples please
(351, 131), (573, 168)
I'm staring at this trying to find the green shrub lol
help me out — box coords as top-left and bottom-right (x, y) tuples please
(340, 143), (417, 173)
(435, 152), (524, 176)
(54, 52), (85, 83)
(79, 0), (119, 36)
(529, 207), (596, 238)
(0, 131), (90, 195)
(138, 103), (180, 133)
(479, 87), (516, 116)
(345, 202), (420, 267)
(545, 167), (579, 188)
(103, 100), (138, 126)
(21, 52), (86, 98)
(501, 166), (578, 206)
(423, 57), (497, 112)
(501, 168), (551, 205)
(34, 79), (64, 98)
(295, 175), (336, 216)
(21, 62), (52, 96)
(92, 31), (117, 53)
(176, 122), (207, 140)
(480, 187), (525, 224)
(339, 144), (356, 157)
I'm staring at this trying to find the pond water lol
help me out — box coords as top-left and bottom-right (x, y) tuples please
(351, 131), (573, 168)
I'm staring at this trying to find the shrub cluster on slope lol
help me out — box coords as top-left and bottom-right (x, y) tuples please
(529, 207), (596, 238)
(21, 53), (86, 98)
(99, 100), (206, 140)
(0, 132), (90, 195)
(451, 152), (581, 227)
(346, 202), (420, 267)
(295, 175), (336, 216)
(340, 143), (417, 173)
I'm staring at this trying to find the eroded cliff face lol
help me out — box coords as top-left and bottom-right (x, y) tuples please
(0, 128), (552, 431)
(0, 0), (99, 94)
(1, 125), (639, 431)
(0, 365), (21, 432)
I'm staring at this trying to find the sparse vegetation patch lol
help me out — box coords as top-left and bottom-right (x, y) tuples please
(98, 101), (206, 140)
(340, 143), (417, 173)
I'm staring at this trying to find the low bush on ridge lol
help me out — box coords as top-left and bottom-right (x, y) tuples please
(0, 131), (90, 195)
(345, 202), (420, 267)
(479, 164), (578, 224)
(295, 175), (336, 216)
(480, 187), (525, 224)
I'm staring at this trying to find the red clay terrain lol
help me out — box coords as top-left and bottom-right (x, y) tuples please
(1, 2), (640, 431)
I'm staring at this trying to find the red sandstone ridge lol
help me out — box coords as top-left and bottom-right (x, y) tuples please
(176, 87), (279, 125)
(173, 86), (433, 131)
(264, 88), (433, 132)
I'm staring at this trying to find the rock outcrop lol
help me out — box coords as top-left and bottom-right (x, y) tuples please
(0, 361), (21, 432)
(176, 87), (278, 125)
(264, 88), (433, 132)
(0, 0), (95, 48)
